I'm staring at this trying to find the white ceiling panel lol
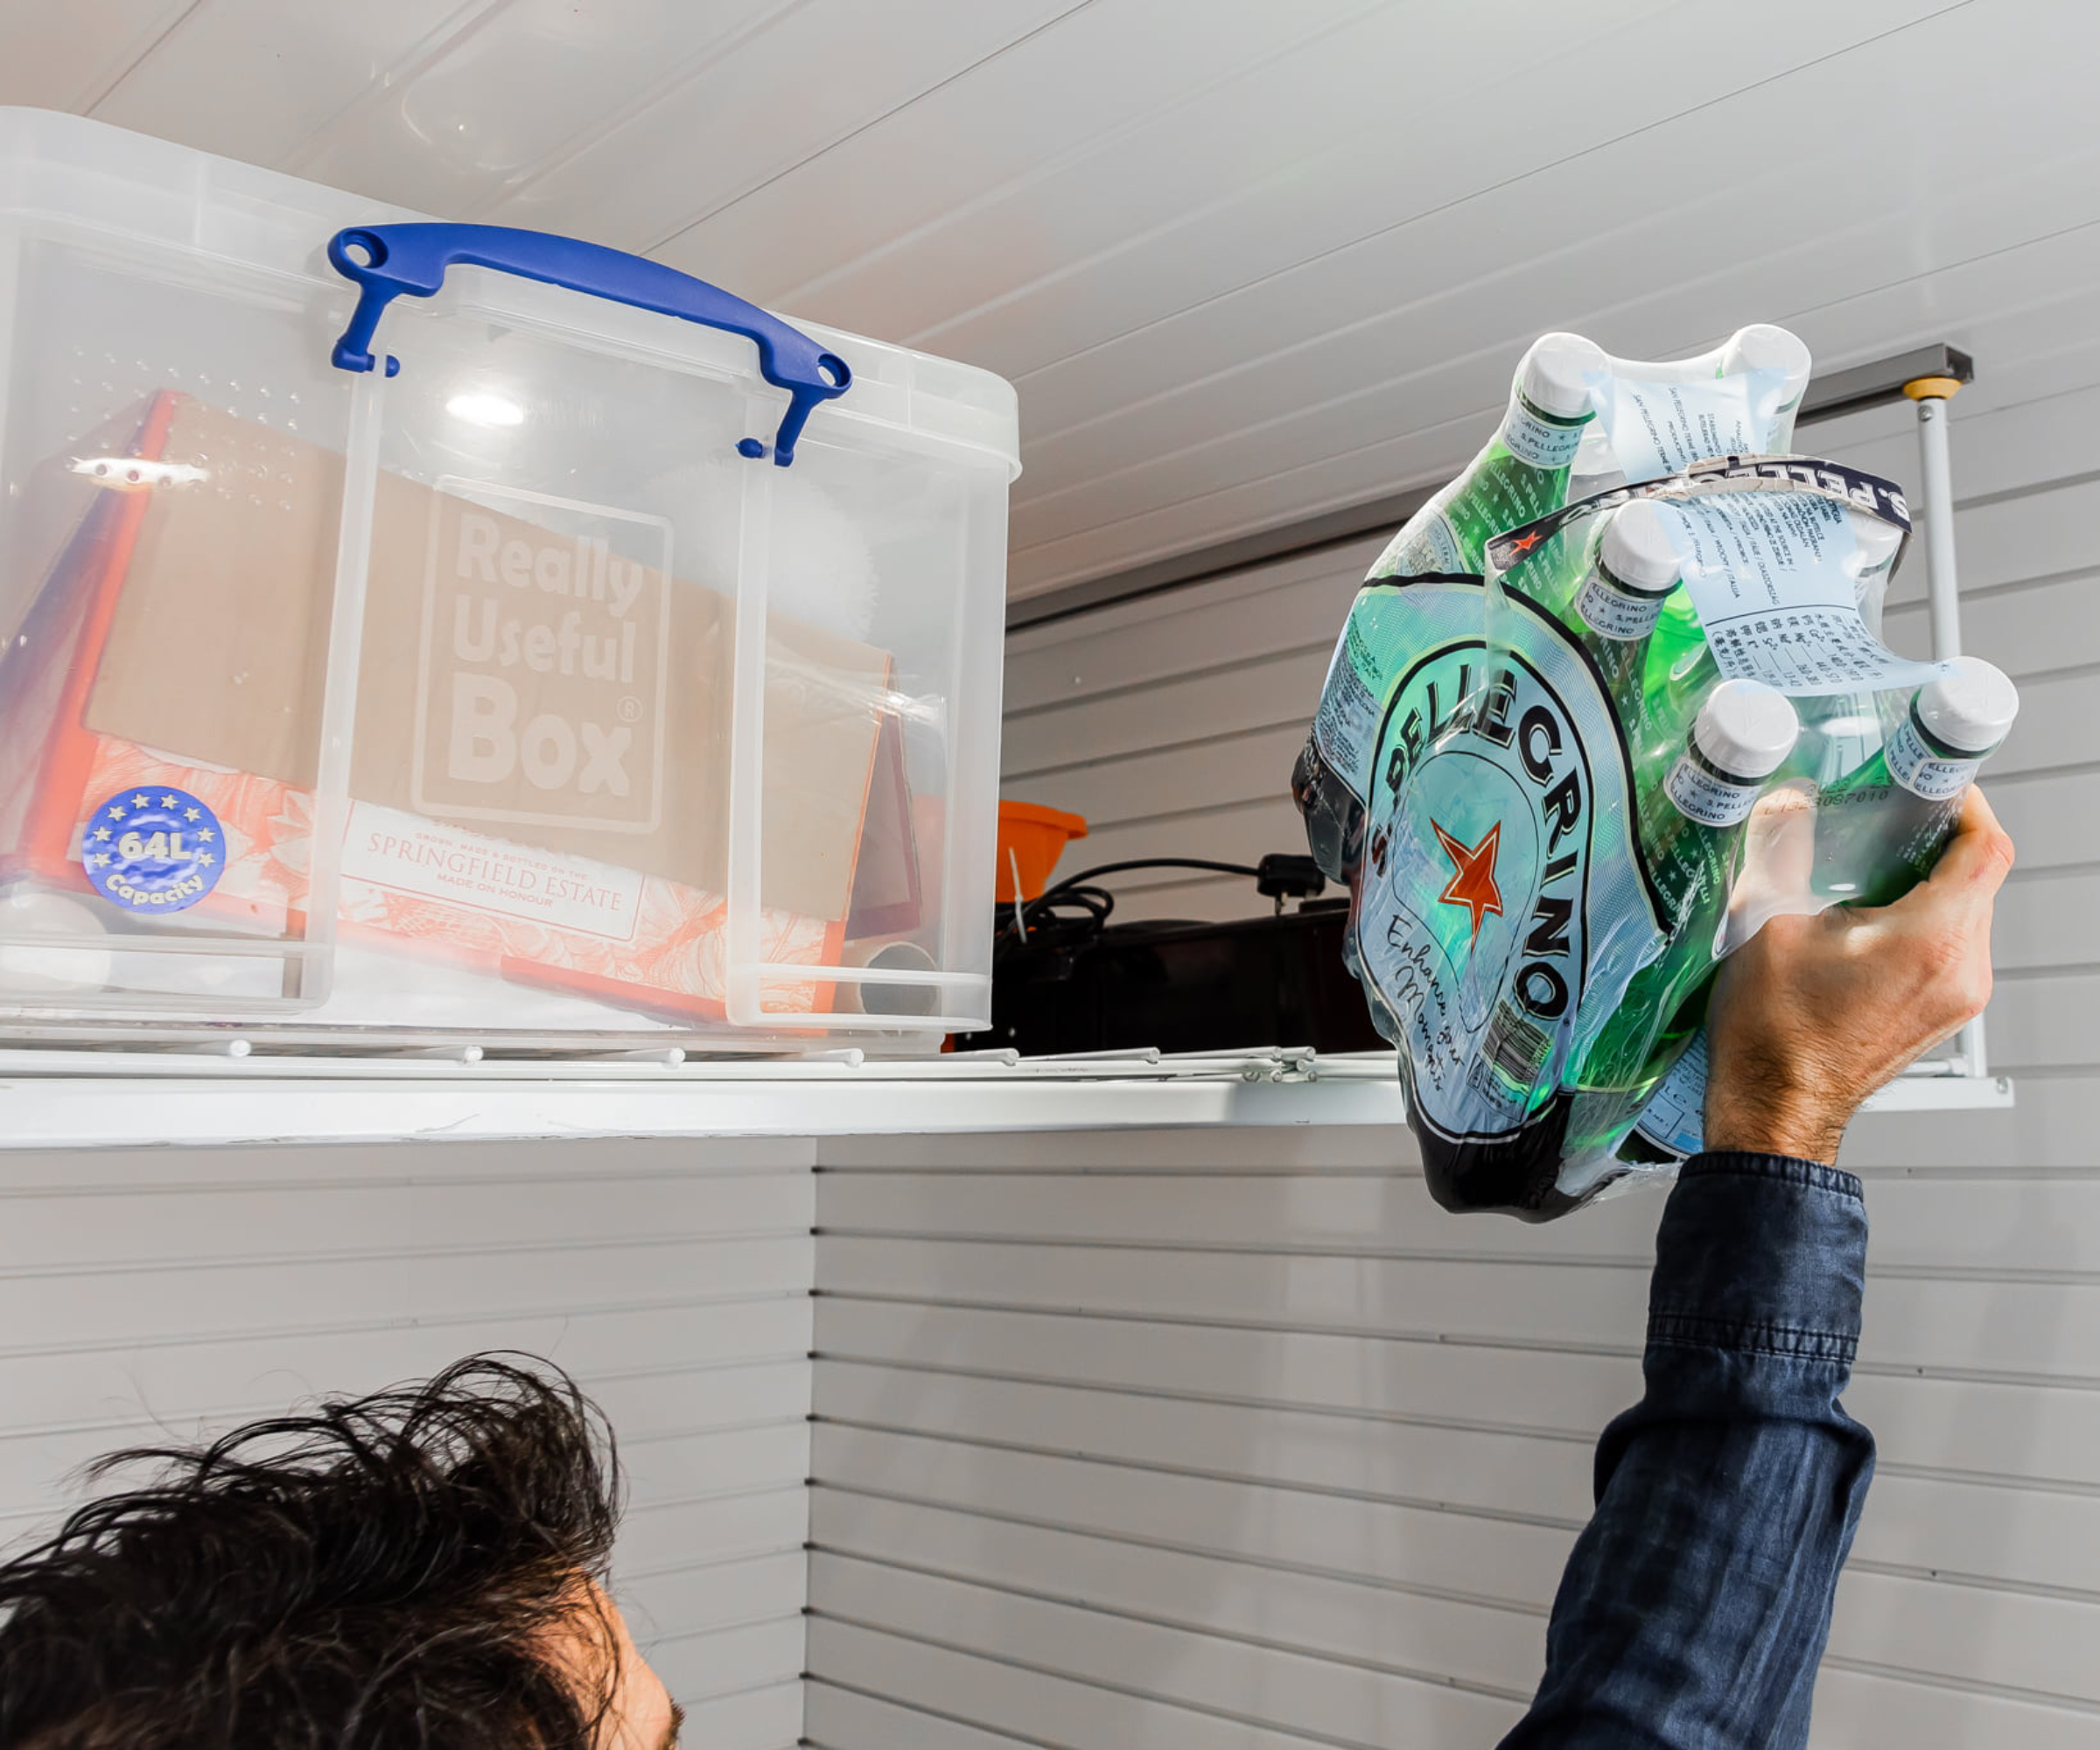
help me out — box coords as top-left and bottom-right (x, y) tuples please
(874, 0), (1707, 367)
(1009, 221), (2100, 597)
(649, 0), (1377, 307)
(1014, 0), (2072, 472)
(293, 0), (805, 217)
(673, 0), (1426, 325)
(480, 0), (1088, 251)
(984, 0), (1973, 507)
(0, 0), (198, 111)
(88, 0), (501, 169)
(1007, 100), (2100, 559)
(4, 0), (2092, 601)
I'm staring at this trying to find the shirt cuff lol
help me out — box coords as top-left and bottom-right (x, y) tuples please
(1646, 1151), (1867, 1366)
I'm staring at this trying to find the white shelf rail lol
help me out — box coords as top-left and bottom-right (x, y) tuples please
(0, 1045), (2011, 1151)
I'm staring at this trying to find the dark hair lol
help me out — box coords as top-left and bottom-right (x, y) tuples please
(0, 1353), (625, 1749)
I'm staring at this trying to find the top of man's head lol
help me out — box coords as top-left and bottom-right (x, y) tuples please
(0, 1354), (640, 1749)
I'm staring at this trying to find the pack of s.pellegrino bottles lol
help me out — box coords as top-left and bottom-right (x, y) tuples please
(1293, 328), (2020, 1219)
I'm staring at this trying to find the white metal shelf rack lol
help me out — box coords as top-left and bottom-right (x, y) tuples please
(0, 1045), (2009, 1150)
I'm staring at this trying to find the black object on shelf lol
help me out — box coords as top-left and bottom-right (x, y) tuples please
(958, 849), (1386, 1055)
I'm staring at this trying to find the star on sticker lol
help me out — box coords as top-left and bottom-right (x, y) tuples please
(92, 827), (111, 843)
(89, 852), (111, 868)
(1508, 531), (1543, 554)
(107, 805), (127, 821)
(196, 851), (215, 867)
(184, 808), (201, 822)
(1432, 819), (1503, 942)
(158, 794), (177, 808)
(131, 794), (149, 808)
(198, 829), (216, 843)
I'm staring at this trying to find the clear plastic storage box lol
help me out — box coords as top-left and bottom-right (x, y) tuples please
(0, 109), (1019, 1050)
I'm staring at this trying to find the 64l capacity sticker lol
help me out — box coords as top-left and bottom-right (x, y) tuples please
(81, 786), (225, 914)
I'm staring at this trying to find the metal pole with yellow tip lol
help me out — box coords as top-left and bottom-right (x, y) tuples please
(1906, 373), (1967, 662)
(1904, 370), (1989, 1080)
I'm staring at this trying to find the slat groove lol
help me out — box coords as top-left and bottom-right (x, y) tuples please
(804, 1676), (1073, 1750)
(0, 1287), (812, 1364)
(806, 1610), (1516, 1746)
(0, 1228), (812, 1283)
(809, 1554), (1539, 1703)
(810, 1415), (1589, 1530)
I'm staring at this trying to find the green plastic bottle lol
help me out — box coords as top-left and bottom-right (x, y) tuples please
(1638, 586), (1712, 732)
(1372, 333), (1606, 578)
(1565, 498), (1683, 738)
(1575, 679), (1800, 1096)
(1611, 656), (2012, 1172)
(1814, 656), (2019, 907)
(1617, 1026), (1710, 1166)
(1637, 509), (1901, 752)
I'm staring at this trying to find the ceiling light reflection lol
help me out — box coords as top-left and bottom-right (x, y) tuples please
(445, 390), (525, 428)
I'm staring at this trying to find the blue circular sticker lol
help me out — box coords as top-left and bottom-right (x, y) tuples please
(81, 786), (224, 914)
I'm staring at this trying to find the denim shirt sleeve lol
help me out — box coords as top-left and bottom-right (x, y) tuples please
(1499, 1152), (1875, 1750)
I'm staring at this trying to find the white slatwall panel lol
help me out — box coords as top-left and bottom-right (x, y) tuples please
(808, 1124), (2100, 1746)
(0, 1136), (816, 1749)
(821, 350), (2100, 1749)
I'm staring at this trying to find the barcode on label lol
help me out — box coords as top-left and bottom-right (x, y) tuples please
(1483, 1001), (1553, 1084)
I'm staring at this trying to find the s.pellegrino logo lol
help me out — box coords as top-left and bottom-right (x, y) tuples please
(1349, 584), (1663, 1219)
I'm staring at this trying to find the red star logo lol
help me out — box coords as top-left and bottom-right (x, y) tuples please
(1508, 531), (1542, 553)
(1432, 819), (1503, 942)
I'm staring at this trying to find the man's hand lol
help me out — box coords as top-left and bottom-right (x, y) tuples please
(1704, 787), (2015, 1165)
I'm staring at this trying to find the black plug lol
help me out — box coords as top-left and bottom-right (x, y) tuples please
(1256, 853), (1326, 914)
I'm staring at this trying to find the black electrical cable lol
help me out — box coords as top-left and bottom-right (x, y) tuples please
(1033, 857), (1262, 900)
(1003, 857), (1264, 940)
(1027, 884), (1115, 930)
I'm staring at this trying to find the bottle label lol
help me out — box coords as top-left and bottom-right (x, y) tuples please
(1597, 370), (1782, 480)
(1886, 713), (1981, 801)
(1352, 585), (1664, 1155)
(1631, 1029), (1708, 1161)
(1373, 503), (1466, 579)
(1502, 400), (1589, 471)
(1575, 571), (1668, 641)
(1649, 492), (1955, 696)
(1664, 753), (1761, 827)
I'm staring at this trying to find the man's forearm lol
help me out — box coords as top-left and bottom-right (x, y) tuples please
(1500, 1153), (1875, 1749)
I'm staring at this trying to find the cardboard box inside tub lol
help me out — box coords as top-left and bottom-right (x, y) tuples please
(8, 394), (895, 1021)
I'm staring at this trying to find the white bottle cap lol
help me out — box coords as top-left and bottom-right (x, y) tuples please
(1693, 679), (1800, 780)
(1600, 499), (1680, 592)
(1916, 655), (2019, 753)
(1521, 333), (1607, 419)
(1726, 324), (1812, 402)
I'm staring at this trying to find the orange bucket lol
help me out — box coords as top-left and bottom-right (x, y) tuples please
(996, 801), (1088, 903)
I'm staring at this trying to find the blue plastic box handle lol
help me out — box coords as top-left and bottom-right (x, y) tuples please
(326, 221), (851, 466)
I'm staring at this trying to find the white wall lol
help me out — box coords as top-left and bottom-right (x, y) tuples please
(0, 1136), (815, 1750)
(807, 1117), (2100, 1748)
(4, 1091), (2093, 1750)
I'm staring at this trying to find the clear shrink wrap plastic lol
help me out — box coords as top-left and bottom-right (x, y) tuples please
(1294, 328), (2017, 1217)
